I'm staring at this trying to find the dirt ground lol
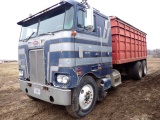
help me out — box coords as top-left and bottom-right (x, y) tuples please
(0, 59), (160, 120)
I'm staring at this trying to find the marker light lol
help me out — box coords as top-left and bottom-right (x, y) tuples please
(72, 30), (77, 36)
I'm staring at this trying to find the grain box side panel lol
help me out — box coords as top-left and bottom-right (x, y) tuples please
(110, 16), (147, 64)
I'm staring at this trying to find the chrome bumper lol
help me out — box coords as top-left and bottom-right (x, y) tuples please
(19, 80), (71, 106)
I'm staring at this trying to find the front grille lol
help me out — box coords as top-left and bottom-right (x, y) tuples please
(29, 49), (45, 84)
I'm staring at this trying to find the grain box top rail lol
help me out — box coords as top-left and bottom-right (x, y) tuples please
(110, 16), (147, 35)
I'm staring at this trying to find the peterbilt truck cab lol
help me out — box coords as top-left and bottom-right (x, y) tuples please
(18, 0), (121, 118)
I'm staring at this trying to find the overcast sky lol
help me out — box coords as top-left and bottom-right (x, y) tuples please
(0, 0), (159, 60)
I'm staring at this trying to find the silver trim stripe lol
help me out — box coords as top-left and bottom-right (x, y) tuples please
(47, 52), (50, 83)
(76, 32), (108, 44)
(50, 66), (59, 83)
(19, 42), (28, 46)
(18, 48), (29, 78)
(59, 58), (75, 67)
(102, 20), (111, 44)
(102, 57), (112, 63)
(50, 66), (59, 71)
(18, 49), (25, 54)
(50, 43), (75, 52)
(49, 43), (112, 52)
(59, 57), (112, 67)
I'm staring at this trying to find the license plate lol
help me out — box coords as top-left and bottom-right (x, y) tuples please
(34, 88), (40, 95)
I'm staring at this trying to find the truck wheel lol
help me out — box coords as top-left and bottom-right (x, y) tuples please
(142, 60), (147, 76)
(133, 61), (142, 80)
(66, 76), (97, 118)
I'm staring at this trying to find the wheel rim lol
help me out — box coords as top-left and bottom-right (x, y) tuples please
(79, 84), (94, 110)
(139, 65), (142, 78)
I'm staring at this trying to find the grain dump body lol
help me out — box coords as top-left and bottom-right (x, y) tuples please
(110, 16), (147, 64)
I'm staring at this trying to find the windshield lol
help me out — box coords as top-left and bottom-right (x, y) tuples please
(20, 4), (74, 40)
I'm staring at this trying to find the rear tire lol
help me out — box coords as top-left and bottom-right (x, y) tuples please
(142, 60), (147, 76)
(66, 76), (97, 118)
(133, 61), (143, 80)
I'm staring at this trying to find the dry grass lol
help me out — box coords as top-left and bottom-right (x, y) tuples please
(0, 63), (18, 77)
(147, 57), (160, 62)
(0, 62), (19, 91)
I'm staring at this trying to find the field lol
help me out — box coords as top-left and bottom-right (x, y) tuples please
(0, 59), (160, 120)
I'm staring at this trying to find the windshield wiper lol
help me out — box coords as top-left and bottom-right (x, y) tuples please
(19, 32), (35, 42)
(26, 32), (35, 42)
(38, 32), (54, 37)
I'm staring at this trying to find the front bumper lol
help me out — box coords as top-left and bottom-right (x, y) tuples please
(19, 80), (71, 106)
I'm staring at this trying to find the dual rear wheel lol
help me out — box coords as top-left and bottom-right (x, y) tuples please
(129, 60), (147, 80)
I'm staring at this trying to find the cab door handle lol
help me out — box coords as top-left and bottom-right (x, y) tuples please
(91, 65), (99, 72)
(95, 53), (99, 57)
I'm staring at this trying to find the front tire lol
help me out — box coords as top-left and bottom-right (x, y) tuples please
(66, 76), (97, 118)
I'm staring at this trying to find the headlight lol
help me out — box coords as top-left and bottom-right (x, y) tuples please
(57, 75), (69, 84)
(19, 70), (24, 77)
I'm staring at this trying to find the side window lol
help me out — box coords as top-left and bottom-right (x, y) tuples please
(77, 10), (85, 28)
(77, 8), (96, 33)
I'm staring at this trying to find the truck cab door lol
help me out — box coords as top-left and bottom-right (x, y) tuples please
(97, 15), (112, 76)
(90, 14), (102, 75)
(75, 5), (101, 77)
(97, 15), (103, 63)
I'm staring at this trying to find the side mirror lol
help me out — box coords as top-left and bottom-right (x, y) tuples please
(85, 7), (94, 32)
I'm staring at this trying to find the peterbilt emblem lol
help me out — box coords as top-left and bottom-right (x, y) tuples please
(33, 40), (39, 46)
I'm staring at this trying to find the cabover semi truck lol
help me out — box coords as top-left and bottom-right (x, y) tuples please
(17, 0), (147, 118)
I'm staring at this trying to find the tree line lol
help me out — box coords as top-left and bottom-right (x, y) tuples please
(148, 49), (160, 58)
